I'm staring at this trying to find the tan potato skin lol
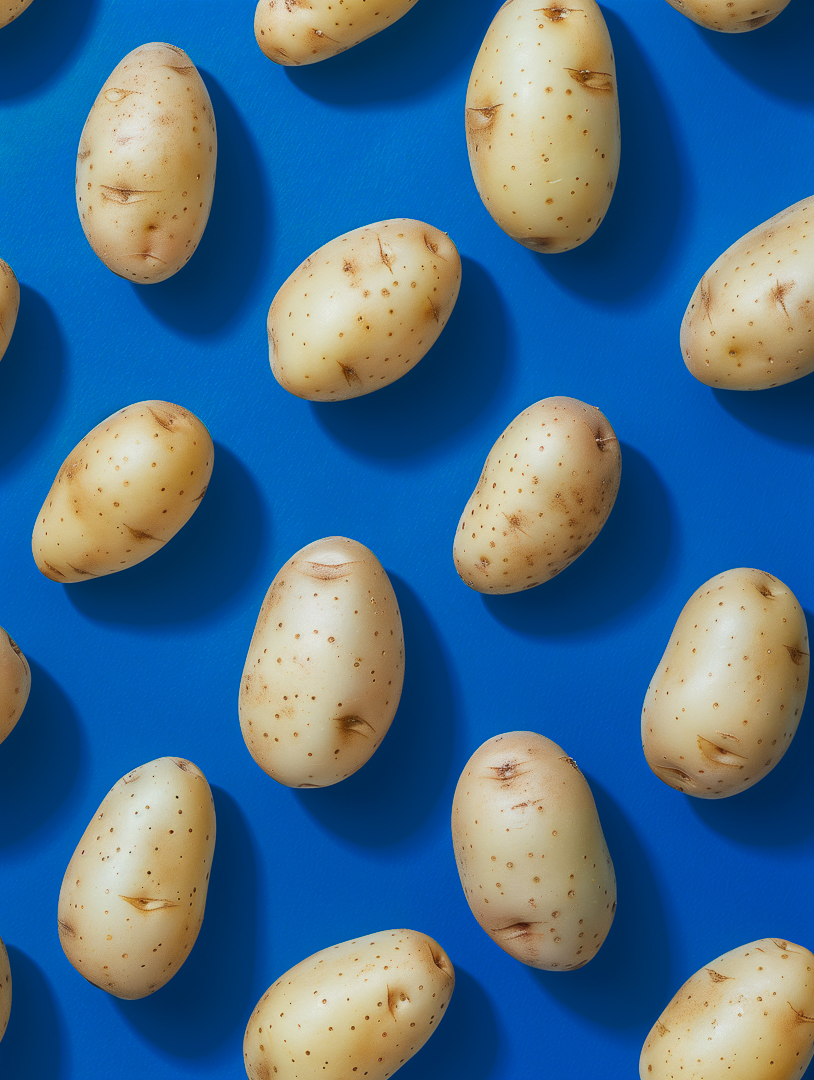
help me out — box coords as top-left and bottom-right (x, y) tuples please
(76, 43), (216, 283)
(269, 219), (461, 401)
(640, 938), (814, 1080)
(642, 568), (810, 799)
(0, 0), (34, 29)
(453, 396), (621, 594)
(465, 0), (620, 254)
(254, 0), (419, 66)
(57, 757), (216, 1000)
(0, 935), (9, 1043)
(682, 196), (814, 390)
(664, 0), (791, 32)
(0, 258), (19, 362)
(243, 928), (454, 1080)
(451, 732), (616, 971)
(0, 628), (31, 746)
(239, 537), (405, 788)
(32, 400), (213, 583)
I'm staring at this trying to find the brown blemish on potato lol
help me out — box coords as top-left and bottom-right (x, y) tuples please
(147, 405), (180, 431)
(119, 895), (179, 912)
(167, 65), (195, 74)
(99, 186), (154, 204)
(754, 581), (775, 598)
(784, 645), (808, 665)
(525, 237), (559, 252)
(66, 563), (98, 577)
(564, 68), (613, 91)
(559, 755), (581, 772)
(336, 715), (375, 739)
(387, 984), (410, 1020)
(192, 485), (208, 502)
(58, 919), (76, 938)
(540, 5), (583, 19)
(424, 234), (442, 257)
(789, 1002), (814, 1023)
(770, 279), (794, 318)
(654, 764), (695, 787)
(300, 560), (359, 581)
(488, 759), (529, 783)
(466, 104), (502, 133)
(338, 361), (362, 386)
(655, 1021), (670, 1037)
(124, 524), (164, 543)
(42, 561), (67, 580)
(377, 236), (395, 274)
(705, 968), (733, 983)
(697, 735), (747, 767)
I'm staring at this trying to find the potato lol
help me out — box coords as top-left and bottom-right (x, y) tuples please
(0, 935), (9, 1043)
(0, 0), (34, 29)
(681, 195), (814, 389)
(243, 928), (454, 1080)
(453, 396), (621, 594)
(57, 756), (216, 999)
(664, 0), (791, 32)
(465, 0), (620, 253)
(642, 568), (809, 798)
(0, 627), (31, 746)
(452, 731), (616, 970)
(76, 43), (216, 283)
(268, 219), (461, 401)
(254, 0), (418, 66)
(32, 400), (213, 583)
(0, 258), (19, 362)
(239, 537), (405, 788)
(640, 938), (814, 1080)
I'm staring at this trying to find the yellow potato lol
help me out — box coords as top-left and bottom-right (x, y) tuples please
(0, 0), (34, 29)
(0, 934), (9, 1043)
(0, 627), (31, 746)
(664, 0), (791, 32)
(0, 258), (19, 363)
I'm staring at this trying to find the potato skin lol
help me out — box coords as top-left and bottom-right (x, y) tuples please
(0, 258), (19, 362)
(268, 219), (461, 401)
(0, 628), (31, 746)
(466, 0), (620, 254)
(0, 0), (34, 29)
(682, 196), (814, 389)
(57, 757), (216, 1000)
(243, 928), (454, 1080)
(239, 537), (405, 788)
(76, 43), (216, 283)
(32, 400), (213, 583)
(664, 0), (791, 32)
(640, 938), (814, 1080)
(0, 935), (9, 1043)
(453, 396), (621, 594)
(642, 568), (809, 799)
(254, 0), (419, 66)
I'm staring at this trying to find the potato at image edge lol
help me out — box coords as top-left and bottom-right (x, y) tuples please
(0, 935), (9, 1043)
(0, 628), (31, 746)
(664, 0), (791, 32)
(0, 258), (19, 362)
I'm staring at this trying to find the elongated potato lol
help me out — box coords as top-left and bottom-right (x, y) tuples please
(640, 938), (814, 1080)
(0, 935), (9, 1043)
(452, 731), (616, 970)
(240, 537), (404, 787)
(466, 0), (620, 253)
(255, 0), (419, 65)
(57, 757), (216, 999)
(664, 0), (791, 32)
(682, 196), (814, 389)
(0, 258), (19, 362)
(0, 628), (31, 746)
(642, 568), (809, 798)
(76, 43), (216, 283)
(244, 928), (454, 1080)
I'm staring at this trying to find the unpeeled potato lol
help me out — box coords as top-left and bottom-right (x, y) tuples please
(664, 0), (791, 32)
(0, 258), (19, 362)
(0, 628), (31, 746)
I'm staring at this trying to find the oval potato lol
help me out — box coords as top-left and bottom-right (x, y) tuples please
(0, 935), (9, 1043)
(664, 0), (791, 32)
(0, 628), (31, 746)
(452, 731), (616, 970)
(57, 756), (216, 999)
(243, 928), (454, 1080)
(32, 400), (213, 583)
(255, 0), (419, 65)
(239, 537), (405, 787)
(268, 218), (461, 401)
(0, 258), (19, 362)
(642, 568), (810, 798)
(76, 42), (216, 283)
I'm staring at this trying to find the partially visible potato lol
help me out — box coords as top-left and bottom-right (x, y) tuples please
(0, 935), (9, 1043)
(664, 0), (791, 32)
(0, 628), (31, 745)
(0, 0), (34, 29)
(0, 258), (19, 362)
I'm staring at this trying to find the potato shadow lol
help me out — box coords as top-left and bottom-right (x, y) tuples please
(0, 0), (97, 99)
(310, 257), (509, 458)
(64, 443), (266, 626)
(133, 71), (269, 336)
(294, 574), (456, 845)
(0, 948), (65, 1077)
(711, 375), (814, 446)
(483, 444), (676, 636)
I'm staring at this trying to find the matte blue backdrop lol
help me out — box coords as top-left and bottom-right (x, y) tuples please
(1, 1), (813, 1078)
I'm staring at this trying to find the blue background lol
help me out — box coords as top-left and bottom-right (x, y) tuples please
(1, 1), (813, 1077)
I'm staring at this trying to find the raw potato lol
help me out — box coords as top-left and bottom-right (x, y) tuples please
(76, 42), (216, 283)
(453, 396), (621, 594)
(0, 0), (34, 29)
(254, 0), (419, 65)
(640, 938), (814, 1080)
(642, 568), (810, 799)
(452, 731), (616, 970)
(243, 928), (454, 1080)
(57, 756), (216, 999)
(0, 627), (31, 746)
(682, 196), (814, 389)
(466, 0), (620, 253)
(268, 219), (461, 401)
(32, 400), (213, 583)
(0, 934), (9, 1043)
(0, 258), (19, 362)
(664, 0), (791, 32)
(239, 537), (405, 787)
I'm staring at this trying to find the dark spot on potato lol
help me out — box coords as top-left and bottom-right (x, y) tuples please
(564, 68), (614, 92)
(784, 645), (808, 665)
(706, 968), (733, 983)
(119, 895), (178, 912)
(124, 524), (164, 544)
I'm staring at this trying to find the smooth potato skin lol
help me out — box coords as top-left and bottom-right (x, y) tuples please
(682, 196), (814, 389)
(640, 938), (814, 1080)
(76, 43), (216, 283)
(32, 400), (213, 583)
(452, 732), (616, 970)
(0, 935), (9, 1043)
(243, 929), (454, 1080)
(0, 628), (31, 746)
(0, 0), (34, 29)
(239, 537), (405, 788)
(453, 396), (621, 594)
(642, 569), (809, 798)
(466, 0), (620, 253)
(664, 0), (791, 32)
(0, 258), (19, 362)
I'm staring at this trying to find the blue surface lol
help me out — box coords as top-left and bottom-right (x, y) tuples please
(1, 1), (813, 1078)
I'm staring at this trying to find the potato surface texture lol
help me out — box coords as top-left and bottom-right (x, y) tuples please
(451, 731), (616, 970)
(453, 396), (620, 593)
(268, 219), (461, 400)
(243, 928), (454, 1080)
(664, 0), (791, 32)
(640, 938), (814, 1079)
(57, 757), (216, 999)
(642, 568), (809, 798)
(0, 628), (31, 745)
(254, 0), (419, 65)
(0, 258), (19, 362)
(76, 43), (216, 283)
(681, 196), (814, 389)
(0, 935), (9, 1043)
(465, 0), (620, 253)
(239, 537), (405, 787)
(32, 400), (213, 583)
(0, 0), (34, 29)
